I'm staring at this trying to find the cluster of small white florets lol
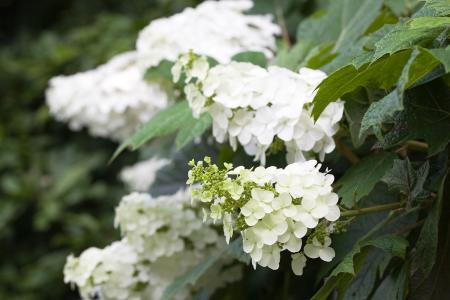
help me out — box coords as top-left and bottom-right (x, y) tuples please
(188, 158), (340, 275)
(46, 51), (170, 141)
(136, 0), (280, 64)
(120, 157), (170, 192)
(64, 190), (241, 300)
(173, 53), (344, 164)
(64, 240), (145, 300)
(47, 0), (279, 141)
(115, 191), (220, 261)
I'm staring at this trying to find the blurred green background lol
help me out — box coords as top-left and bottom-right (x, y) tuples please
(0, 0), (202, 298)
(0, 0), (315, 298)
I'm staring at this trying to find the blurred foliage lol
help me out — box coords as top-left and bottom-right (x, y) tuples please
(0, 0), (202, 299)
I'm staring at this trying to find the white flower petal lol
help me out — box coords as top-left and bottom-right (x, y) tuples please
(319, 247), (335, 262)
(325, 205), (340, 221)
(311, 204), (329, 219)
(291, 253), (307, 276)
(304, 244), (320, 259)
(293, 222), (307, 238)
(245, 215), (259, 226)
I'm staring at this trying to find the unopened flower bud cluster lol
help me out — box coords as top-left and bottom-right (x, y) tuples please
(173, 53), (344, 164)
(64, 190), (241, 300)
(188, 157), (340, 275)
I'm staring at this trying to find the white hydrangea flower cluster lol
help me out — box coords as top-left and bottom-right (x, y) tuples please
(120, 157), (170, 192)
(47, 0), (279, 141)
(136, 0), (280, 64)
(114, 191), (220, 261)
(188, 158), (340, 275)
(64, 190), (242, 300)
(46, 51), (170, 141)
(64, 240), (145, 300)
(173, 53), (344, 164)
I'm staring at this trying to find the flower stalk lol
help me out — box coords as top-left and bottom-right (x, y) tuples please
(404, 140), (428, 152)
(341, 201), (405, 218)
(334, 137), (360, 164)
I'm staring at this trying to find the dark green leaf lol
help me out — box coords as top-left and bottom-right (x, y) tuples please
(372, 17), (450, 61)
(335, 235), (408, 277)
(343, 250), (389, 300)
(425, 45), (450, 72)
(400, 46), (442, 89)
(175, 113), (212, 150)
(364, 7), (399, 34)
(404, 81), (450, 155)
(413, 0), (450, 17)
(312, 273), (356, 300)
(378, 252), (394, 278)
(412, 172), (448, 280)
(322, 38), (370, 73)
(296, 0), (383, 52)
(112, 101), (192, 160)
(359, 46), (441, 140)
(312, 50), (411, 119)
(384, 0), (421, 17)
(360, 91), (403, 140)
(371, 262), (409, 300)
(377, 112), (411, 149)
(343, 90), (370, 148)
(162, 255), (218, 300)
(350, 24), (397, 68)
(366, 234), (409, 259)
(317, 183), (415, 282)
(162, 238), (247, 300)
(312, 234), (408, 300)
(410, 172), (450, 300)
(337, 152), (396, 208)
(382, 158), (430, 203)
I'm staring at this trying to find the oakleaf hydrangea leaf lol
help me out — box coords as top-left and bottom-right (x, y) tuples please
(405, 81), (450, 155)
(384, 0), (421, 17)
(311, 235), (408, 300)
(337, 152), (396, 208)
(371, 17), (450, 61)
(175, 113), (212, 150)
(425, 45), (450, 72)
(360, 91), (403, 141)
(359, 46), (441, 140)
(413, 0), (450, 17)
(382, 158), (430, 203)
(162, 238), (248, 300)
(112, 101), (192, 160)
(296, 0), (383, 52)
(312, 50), (411, 119)
(412, 173), (449, 288)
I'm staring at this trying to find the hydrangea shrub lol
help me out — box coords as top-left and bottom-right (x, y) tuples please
(50, 0), (450, 299)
